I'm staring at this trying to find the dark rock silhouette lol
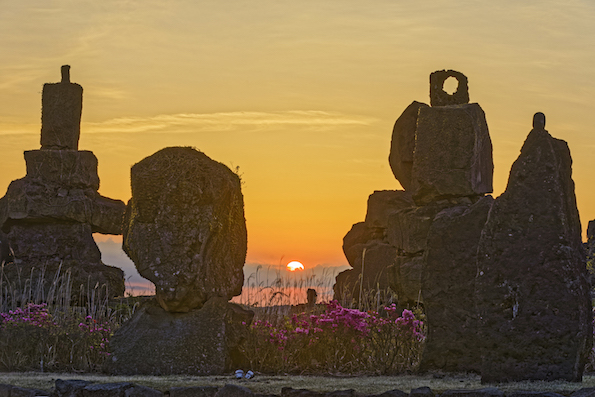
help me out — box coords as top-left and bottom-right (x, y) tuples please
(389, 101), (429, 190)
(0, 66), (126, 299)
(585, 220), (595, 289)
(429, 69), (469, 107)
(105, 297), (253, 375)
(411, 103), (493, 205)
(476, 114), (592, 382)
(420, 195), (493, 373)
(123, 146), (247, 313)
(40, 65), (83, 150)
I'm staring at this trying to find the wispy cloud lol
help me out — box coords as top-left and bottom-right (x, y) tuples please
(82, 111), (376, 134)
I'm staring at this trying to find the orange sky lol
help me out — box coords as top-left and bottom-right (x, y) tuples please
(2, 1), (595, 276)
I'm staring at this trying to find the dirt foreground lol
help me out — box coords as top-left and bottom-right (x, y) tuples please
(2, 373), (595, 395)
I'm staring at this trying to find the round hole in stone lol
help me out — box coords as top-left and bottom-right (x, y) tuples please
(442, 76), (459, 95)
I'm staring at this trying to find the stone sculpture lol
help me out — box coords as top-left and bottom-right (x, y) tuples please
(0, 66), (126, 298)
(476, 113), (592, 382)
(109, 146), (252, 375)
(122, 147), (247, 313)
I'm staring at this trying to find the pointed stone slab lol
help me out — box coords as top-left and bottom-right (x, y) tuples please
(476, 122), (592, 382)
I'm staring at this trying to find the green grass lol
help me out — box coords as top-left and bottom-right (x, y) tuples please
(2, 373), (595, 395)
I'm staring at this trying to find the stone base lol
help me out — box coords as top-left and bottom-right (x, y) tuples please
(2, 222), (124, 298)
(25, 149), (99, 190)
(105, 297), (254, 375)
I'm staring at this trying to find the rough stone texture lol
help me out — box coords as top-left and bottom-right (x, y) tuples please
(52, 379), (94, 397)
(439, 390), (503, 397)
(476, 126), (592, 382)
(81, 383), (133, 397)
(429, 70), (469, 107)
(40, 66), (83, 151)
(387, 203), (450, 255)
(106, 297), (253, 375)
(365, 190), (414, 229)
(169, 386), (219, 397)
(2, 223), (125, 297)
(387, 255), (423, 305)
(281, 389), (325, 397)
(410, 103), (493, 205)
(508, 393), (566, 397)
(420, 196), (493, 373)
(123, 147), (247, 312)
(388, 101), (429, 190)
(342, 222), (384, 267)
(124, 385), (162, 397)
(333, 241), (396, 304)
(585, 220), (595, 288)
(410, 387), (434, 397)
(215, 385), (254, 397)
(25, 150), (99, 190)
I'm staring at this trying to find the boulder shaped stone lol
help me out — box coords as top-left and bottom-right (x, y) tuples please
(40, 66), (83, 151)
(476, 122), (592, 382)
(105, 297), (254, 375)
(388, 101), (429, 190)
(364, 190), (414, 229)
(411, 103), (493, 205)
(420, 195), (493, 373)
(123, 147), (247, 312)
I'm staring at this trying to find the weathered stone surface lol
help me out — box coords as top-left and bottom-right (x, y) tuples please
(420, 196), (493, 373)
(439, 389), (503, 397)
(215, 385), (253, 397)
(409, 387), (434, 397)
(476, 123), (592, 382)
(25, 150), (99, 190)
(342, 222), (384, 267)
(387, 203), (449, 255)
(2, 179), (124, 234)
(364, 190), (414, 229)
(41, 66), (83, 151)
(53, 379), (94, 397)
(508, 393), (566, 397)
(106, 297), (253, 375)
(82, 383), (133, 397)
(388, 101), (429, 190)
(571, 389), (595, 397)
(2, 223), (125, 298)
(387, 255), (423, 305)
(585, 220), (595, 287)
(333, 241), (396, 303)
(8, 386), (48, 397)
(429, 69), (469, 107)
(410, 103), (493, 205)
(124, 385), (162, 397)
(123, 147), (247, 313)
(169, 386), (219, 397)
(281, 389), (325, 397)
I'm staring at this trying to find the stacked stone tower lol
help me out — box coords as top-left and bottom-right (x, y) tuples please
(0, 66), (126, 298)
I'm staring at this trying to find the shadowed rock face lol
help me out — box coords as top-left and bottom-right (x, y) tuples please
(105, 297), (253, 375)
(389, 101), (429, 190)
(0, 66), (126, 299)
(411, 103), (493, 205)
(420, 195), (493, 373)
(123, 147), (247, 313)
(476, 125), (592, 382)
(429, 69), (469, 107)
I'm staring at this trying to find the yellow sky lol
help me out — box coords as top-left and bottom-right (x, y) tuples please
(1, 1), (595, 271)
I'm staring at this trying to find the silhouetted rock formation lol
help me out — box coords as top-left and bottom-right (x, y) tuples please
(476, 114), (592, 382)
(420, 195), (493, 372)
(411, 103), (493, 205)
(389, 101), (429, 190)
(123, 147), (247, 313)
(0, 66), (126, 299)
(105, 297), (253, 375)
(429, 69), (469, 107)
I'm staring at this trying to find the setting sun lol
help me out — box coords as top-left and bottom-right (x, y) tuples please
(286, 261), (305, 272)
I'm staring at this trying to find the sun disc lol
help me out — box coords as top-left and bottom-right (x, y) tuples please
(287, 261), (305, 271)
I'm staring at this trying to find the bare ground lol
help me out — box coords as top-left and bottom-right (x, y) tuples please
(2, 372), (595, 395)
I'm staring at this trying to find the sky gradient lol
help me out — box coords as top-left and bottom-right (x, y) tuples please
(2, 1), (595, 285)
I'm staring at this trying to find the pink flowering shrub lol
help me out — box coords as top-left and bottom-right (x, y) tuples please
(0, 303), (114, 371)
(241, 300), (425, 374)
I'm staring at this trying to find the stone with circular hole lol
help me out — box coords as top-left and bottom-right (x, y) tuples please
(429, 70), (469, 107)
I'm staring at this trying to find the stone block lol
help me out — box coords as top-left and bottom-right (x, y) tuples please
(420, 196), (493, 373)
(388, 255), (423, 304)
(429, 69), (469, 107)
(106, 297), (253, 375)
(386, 203), (447, 255)
(40, 66), (83, 150)
(25, 150), (99, 190)
(169, 386), (219, 397)
(388, 101), (429, 190)
(410, 103), (493, 205)
(364, 190), (414, 229)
